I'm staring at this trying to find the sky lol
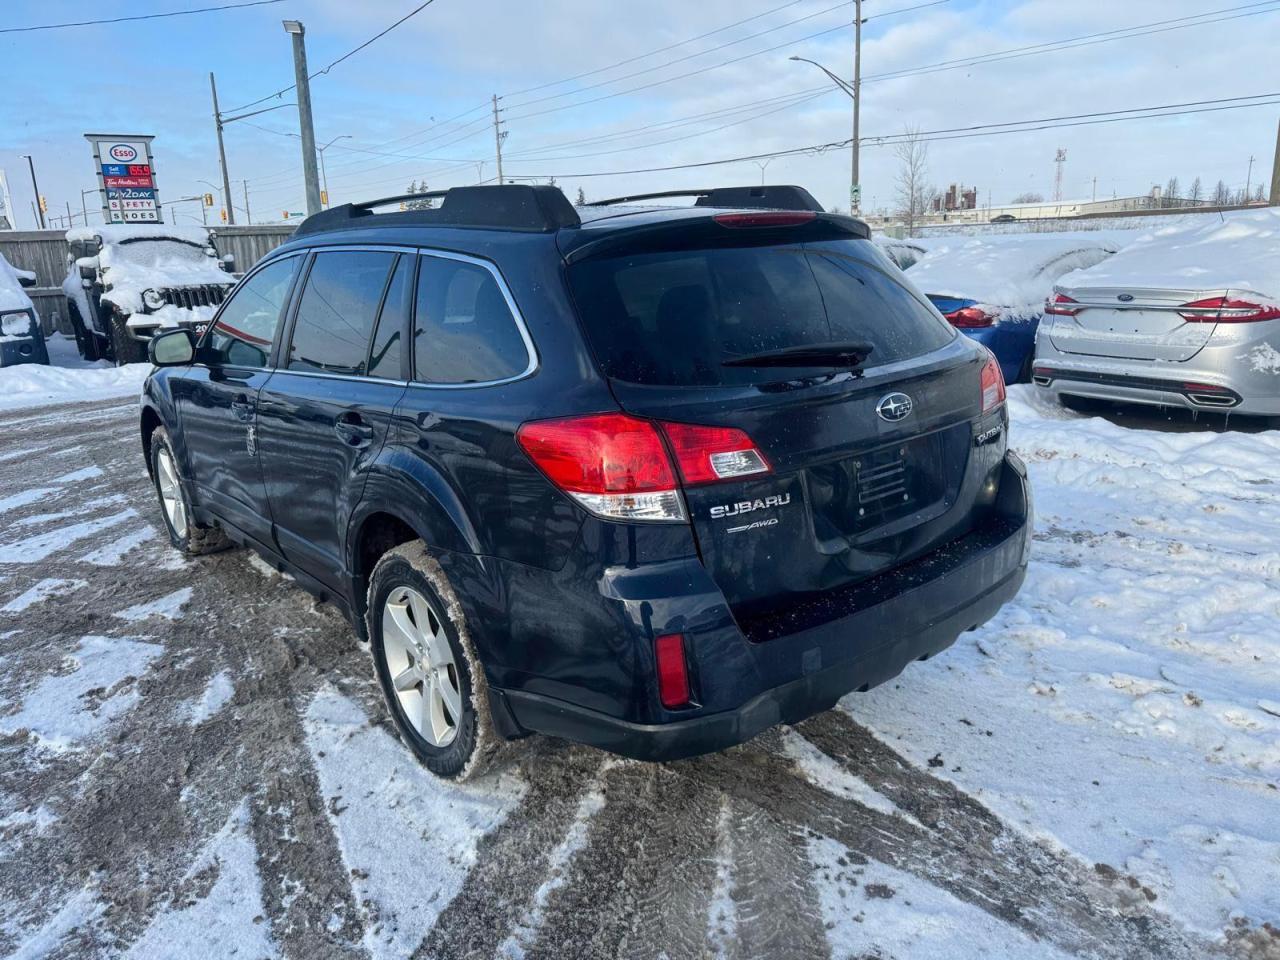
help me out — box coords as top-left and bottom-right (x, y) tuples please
(1, 0), (1278, 229)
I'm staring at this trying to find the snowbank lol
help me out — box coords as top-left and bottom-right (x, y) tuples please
(0, 335), (148, 411)
(1058, 207), (1280, 299)
(855, 385), (1280, 941)
(905, 233), (1118, 316)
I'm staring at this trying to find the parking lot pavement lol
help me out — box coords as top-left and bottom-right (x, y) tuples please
(0, 394), (1274, 960)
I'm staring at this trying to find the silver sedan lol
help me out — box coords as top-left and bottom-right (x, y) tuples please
(1033, 212), (1280, 416)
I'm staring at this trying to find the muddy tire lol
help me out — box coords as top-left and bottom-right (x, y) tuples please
(67, 299), (100, 362)
(109, 310), (147, 366)
(366, 541), (504, 780)
(149, 426), (230, 555)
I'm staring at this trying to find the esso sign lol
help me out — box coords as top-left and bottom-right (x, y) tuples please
(108, 143), (139, 162)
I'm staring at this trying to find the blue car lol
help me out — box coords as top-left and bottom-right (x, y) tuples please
(906, 235), (1117, 383)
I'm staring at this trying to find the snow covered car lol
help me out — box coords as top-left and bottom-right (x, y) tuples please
(0, 251), (49, 368)
(63, 225), (235, 365)
(1035, 209), (1280, 416)
(873, 236), (928, 270)
(907, 234), (1117, 384)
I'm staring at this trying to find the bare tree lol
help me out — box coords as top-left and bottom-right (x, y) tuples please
(1253, 184), (1266, 202)
(1011, 192), (1044, 204)
(575, 186), (587, 205)
(1212, 179), (1232, 205)
(894, 126), (931, 236)
(1187, 177), (1203, 203)
(1164, 177), (1180, 206)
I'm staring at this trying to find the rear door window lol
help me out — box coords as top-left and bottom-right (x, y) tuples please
(568, 239), (954, 387)
(286, 250), (396, 376)
(413, 255), (530, 384)
(367, 254), (411, 380)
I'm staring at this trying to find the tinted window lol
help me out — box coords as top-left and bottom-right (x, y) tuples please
(206, 256), (297, 367)
(413, 256), (529, 384)
(368, 255), (410, 380)
(567, 240), (955, 387)
(287, 250), (396, 375)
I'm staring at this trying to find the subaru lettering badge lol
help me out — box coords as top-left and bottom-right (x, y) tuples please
(876, 392), (913, 422)
(1117, 293), (1135, 302)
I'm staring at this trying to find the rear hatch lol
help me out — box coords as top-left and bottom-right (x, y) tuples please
(565, 218), (999, 623)
(1048, 285), (1225, 362)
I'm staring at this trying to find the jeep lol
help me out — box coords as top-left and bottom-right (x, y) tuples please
(139, 184), (1032, 779)
(63, 224), (235, 365)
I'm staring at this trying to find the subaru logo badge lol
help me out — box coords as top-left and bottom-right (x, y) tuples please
(1117, 293), (1134, 302)
(876, 392), (913, 422)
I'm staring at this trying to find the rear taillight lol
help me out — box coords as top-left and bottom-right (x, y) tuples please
(981, 352), (1006, 412)
(944, 306), (996, 328)
(659, 422), (770, 486)
(712, 211), (817, 229)
(516, 412), (770, 522)
(1177, 296), (1280, 323)
(1044, 293), (1081, 316)
(654, 633), (691, 708)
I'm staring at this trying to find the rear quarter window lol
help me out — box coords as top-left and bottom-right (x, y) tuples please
(567, 238), (954, 387)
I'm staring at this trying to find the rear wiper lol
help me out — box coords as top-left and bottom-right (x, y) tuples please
(722, 341), (874, 369)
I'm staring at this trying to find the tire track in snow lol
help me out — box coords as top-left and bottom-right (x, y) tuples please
(672, 718), (1225, 960)
(412, 747), (604, 960)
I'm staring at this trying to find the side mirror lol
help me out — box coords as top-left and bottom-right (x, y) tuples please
(220, 254), (237, 274)
(17, 271), (37, 289)
(149, 328), (196, 367)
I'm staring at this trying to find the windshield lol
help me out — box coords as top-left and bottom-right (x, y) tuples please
(567, 238), (955, 387)
(109, 239), (212, 268)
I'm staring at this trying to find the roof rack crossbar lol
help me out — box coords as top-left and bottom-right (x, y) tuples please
(292, 184), (580, 236)
(587, 184), (825, 213)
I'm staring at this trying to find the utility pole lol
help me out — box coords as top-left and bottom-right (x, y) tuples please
(1053, 148), (1067, 202)
(243, 180), (252, 225)
(1270, 118), (1280, 206)
(22, 155), (44, 229)
(284, 20), (322, 216)
(1245, 154), (1255, 199)
(317, 135), (351, 208)
(210, 73), (236, 225)
(851, 0), (862, 215)
(1092, 176), (1097, 203)
(492, 94), (505, 185)
(65, 201), (73, 226)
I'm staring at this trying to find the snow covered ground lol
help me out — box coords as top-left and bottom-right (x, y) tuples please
(0, 334), (149, 413)
(0, 378), (1276, 957)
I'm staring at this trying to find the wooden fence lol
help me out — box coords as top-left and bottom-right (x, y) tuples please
(0, 224), (297, 337)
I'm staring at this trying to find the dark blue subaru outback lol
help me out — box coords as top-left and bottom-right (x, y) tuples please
(140, 184), (1031, 779)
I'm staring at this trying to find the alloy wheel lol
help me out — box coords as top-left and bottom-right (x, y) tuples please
(380, 585), (463, 747)
(155, 447), (188, 539)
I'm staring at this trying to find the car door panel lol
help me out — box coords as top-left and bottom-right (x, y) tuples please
(255, 248), (408, 590)
(171, 254), (301, 548)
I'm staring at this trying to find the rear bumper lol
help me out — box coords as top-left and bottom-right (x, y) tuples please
(500, 451), (1033, 761)
(1034, 322), (1280, 416)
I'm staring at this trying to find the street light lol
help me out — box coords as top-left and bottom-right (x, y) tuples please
(316, 135), (352, 207)
(80, 188), (98, 226)
(790, 52), (860, 215)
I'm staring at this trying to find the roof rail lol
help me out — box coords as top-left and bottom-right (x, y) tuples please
(292, 184), (581, 237)
(587, 185), (825, 213)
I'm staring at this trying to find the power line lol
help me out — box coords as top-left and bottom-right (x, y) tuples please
(503, 0), (854, 111)
(505, 0), (814, 98)
(1, 0), (282, 33)
(222, 0), (441, 114)
(501, 93), (1280, 180)
(503, 1), (1278, 124)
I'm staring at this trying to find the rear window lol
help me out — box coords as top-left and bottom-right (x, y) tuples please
(568, 239), (954, 387)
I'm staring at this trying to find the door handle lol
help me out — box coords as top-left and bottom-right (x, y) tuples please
(230, 394), (254, 422)
(335, 413), (375, 447)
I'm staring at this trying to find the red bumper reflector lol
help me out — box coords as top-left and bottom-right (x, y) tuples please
(655, 633), (691, 709)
